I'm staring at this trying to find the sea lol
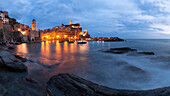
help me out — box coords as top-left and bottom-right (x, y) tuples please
(1, 39), (170, 96)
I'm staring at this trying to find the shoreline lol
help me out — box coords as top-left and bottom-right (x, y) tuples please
(0, 42), (170, 96)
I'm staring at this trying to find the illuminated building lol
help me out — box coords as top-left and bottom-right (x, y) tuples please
(13, 19), (41, 42)
(32, 19), (37, 31)
(41, 20), (83, 40)
(79, 30), (91, 38)
(70, 20), (72, 25)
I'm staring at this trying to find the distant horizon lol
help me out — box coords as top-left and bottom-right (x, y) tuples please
(1, 0), (170, 38)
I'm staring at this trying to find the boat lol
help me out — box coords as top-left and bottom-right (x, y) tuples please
(77, 40), (87, 44)
(59, 40), (65, 43)
(68, 40), (75, 43)
(77, 42), (87, 44)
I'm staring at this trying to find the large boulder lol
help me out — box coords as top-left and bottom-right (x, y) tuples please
(47, 73), (170, 96)
(0, 51), (27, 72)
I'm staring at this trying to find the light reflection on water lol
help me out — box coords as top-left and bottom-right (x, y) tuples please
(16, 43), (28, 54)
(14, 39), (170, 92)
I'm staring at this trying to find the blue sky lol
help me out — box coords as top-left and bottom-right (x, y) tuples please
(0, 0), (170, 38)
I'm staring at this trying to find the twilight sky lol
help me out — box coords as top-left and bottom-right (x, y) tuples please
(0, 0), (170, 38)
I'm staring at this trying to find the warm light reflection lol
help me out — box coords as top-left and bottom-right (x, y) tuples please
(40, 41), (50, 57)
(16, 43), (28, 54)
(56, 40), (61, 54)
(41, 42), (45, 52)
(79, 43), (89, 53)
(64, 42), (68, 53)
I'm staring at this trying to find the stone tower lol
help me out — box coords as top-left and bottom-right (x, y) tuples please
(32, 19), (37, 31)
(70, 20), (72, 25)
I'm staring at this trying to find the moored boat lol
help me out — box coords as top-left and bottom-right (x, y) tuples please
(77, 40), (87, 44)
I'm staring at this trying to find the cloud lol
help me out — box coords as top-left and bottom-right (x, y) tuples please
(0, 0), (170, 38)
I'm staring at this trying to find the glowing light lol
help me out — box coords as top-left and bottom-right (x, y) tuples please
(57, 35), (60, 38)
(21, 31), (26, 35)
(64, 35), (67, 38)
(74, 36), (77, 39)
(18, 28), (21, 31)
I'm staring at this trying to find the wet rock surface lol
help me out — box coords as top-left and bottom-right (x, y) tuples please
(47, 73), (170, 96)
(14, 54), (27, 62)
(25, 77), (39, 85)
(0, 51), (27, 72)
(102, 47), (155, 56)
(103, 47), (137, 54)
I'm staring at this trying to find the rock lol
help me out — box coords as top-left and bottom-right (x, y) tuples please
(92, 37), (124, 41)
(8, 46), (14, 50)
(103, 47), (137, 54)
(104, 37), (124, 42)
(25, 77), (39, 85)
(47, 73), (170, 96)
(128, 52), (155, 56)
(0, 51), (27, 72)
(14, 54), (27, 62)
(0, 85), (7, 95)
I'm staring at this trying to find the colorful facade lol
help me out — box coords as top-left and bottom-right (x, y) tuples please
(41, 20), (82, 40)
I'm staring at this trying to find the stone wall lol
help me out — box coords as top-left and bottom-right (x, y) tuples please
(3, 24), (14, 43)
(0, 29), (5, 43)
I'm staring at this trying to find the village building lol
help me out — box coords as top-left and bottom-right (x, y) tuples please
(13, 19), (41, 42)
(41, 20), (83, 40)
(0, 11), (9, 24)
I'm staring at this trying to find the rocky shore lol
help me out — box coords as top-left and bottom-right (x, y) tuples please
(0, 51), (27, 72)
(47, 73), (170, 96)
(92, 37), (124, 42)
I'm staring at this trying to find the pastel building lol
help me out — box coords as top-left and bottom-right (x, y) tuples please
(0, 11), (9, 24)
(41, 20), (82, 40)
(13, 19), (41, 42)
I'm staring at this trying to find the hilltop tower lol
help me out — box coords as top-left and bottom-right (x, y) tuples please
(70, 20), (72, 25)
(32, 19), (37, 31)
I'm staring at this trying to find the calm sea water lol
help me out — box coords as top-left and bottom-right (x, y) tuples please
(1, 39), (170, 96)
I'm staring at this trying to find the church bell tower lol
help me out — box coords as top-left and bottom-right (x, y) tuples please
(32, 19), (37, 31)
